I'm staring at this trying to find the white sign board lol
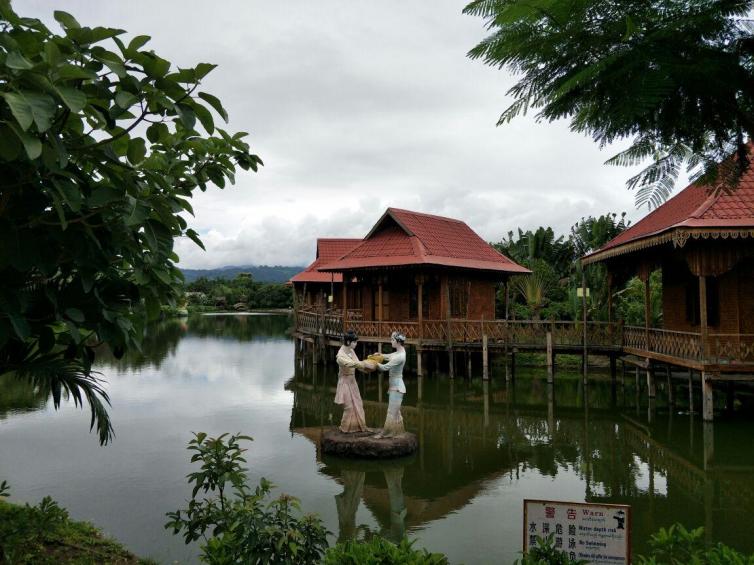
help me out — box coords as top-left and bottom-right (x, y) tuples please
(523, 499), (630, 565)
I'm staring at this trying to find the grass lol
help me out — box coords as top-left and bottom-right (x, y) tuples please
(0, 498), (158, 565)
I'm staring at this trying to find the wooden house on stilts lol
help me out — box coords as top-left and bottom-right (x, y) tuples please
(582, 147), (754, 421)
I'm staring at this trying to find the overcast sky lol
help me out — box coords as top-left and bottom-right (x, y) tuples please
(27, 1), (650, 269)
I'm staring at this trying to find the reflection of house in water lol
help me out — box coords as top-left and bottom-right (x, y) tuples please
(286, 372), (754, 554)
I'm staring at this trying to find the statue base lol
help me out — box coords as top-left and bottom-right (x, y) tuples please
(320, 428), (418, 459)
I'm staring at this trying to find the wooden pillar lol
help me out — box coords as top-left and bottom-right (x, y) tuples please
(482, 334), (489, 380)
(417, 349), (423, 377)
(445, 276), (454, 379)
(466, 349), (472, 379)
(703, 421), (715, 471)
(609, 355), (617, 383)
(377, 280), (384, 354)
(647, 361), (656, 398)
(667, 366), (674, 407)
(688, 369), (694, 413)
(640, 267), (652, 351)
(607, 272), (613, 325)
(702, 371), (714, 421)
(504, 279), (510, 320)
(582, 272), (588, 382)
(417, 276), (424, 341)
(342, 277), (348, 325)
(546, 330), (554, 384)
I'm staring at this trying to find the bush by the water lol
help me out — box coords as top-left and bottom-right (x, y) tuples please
(0, 485), (154, 565)
(324, 536), (449, 564)
(165, 432), (329, 564)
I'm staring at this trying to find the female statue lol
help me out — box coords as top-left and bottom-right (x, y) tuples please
(374, 331), (406, 438)
(334, 330), (368, 433)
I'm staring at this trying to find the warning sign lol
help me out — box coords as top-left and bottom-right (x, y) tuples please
(523, 500), (630, 564)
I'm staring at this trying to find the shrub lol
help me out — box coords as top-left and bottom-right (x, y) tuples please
(637, 524), (754, 565)
(324, 536), (449, 565)
(165, 432), (329, 564)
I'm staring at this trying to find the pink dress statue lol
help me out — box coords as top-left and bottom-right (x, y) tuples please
(335, 345), (368, 433)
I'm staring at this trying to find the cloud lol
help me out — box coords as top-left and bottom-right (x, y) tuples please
(26, 0), (648, 269)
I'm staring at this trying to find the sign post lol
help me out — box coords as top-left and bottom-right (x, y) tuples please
(523, 499), (630, 564)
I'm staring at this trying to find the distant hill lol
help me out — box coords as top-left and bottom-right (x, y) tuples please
(181, 265), (304, 284)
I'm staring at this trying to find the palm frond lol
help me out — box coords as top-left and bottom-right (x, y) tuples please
(16, 355), (114, 445)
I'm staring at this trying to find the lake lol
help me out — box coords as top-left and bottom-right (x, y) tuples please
(1, 313), (753, 564)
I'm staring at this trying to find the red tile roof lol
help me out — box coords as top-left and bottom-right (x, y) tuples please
(321, 208), (529, 274)
(584, 146), (754, 264)
(289, 238), (361, 284)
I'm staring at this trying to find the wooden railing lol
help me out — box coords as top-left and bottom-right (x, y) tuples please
(623, 326), (702, 362)
(294, 311), (753, 367)
(710, 334), (754, 366)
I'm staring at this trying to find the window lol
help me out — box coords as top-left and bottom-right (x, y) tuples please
(449, 280), (468, 318)
(685, 276), (719, 327)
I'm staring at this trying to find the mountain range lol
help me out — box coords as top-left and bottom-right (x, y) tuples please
(181, 265), (305, 284)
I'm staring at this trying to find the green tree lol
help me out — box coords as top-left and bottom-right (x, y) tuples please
(464, 0), (754, 208)
(0, 2), (261, 443)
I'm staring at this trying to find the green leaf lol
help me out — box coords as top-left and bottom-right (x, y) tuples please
(175, 104), (196, 130)
(88, 186), (121, 207)
(197, 92), (228, 122)
(55, 86), (87, 112)
(146, 122), (169, 144)
(194, 63), (217, 80)
(8, 123), (42, 159)
(185, 228), (205, 250)
(128, 35), (150, 52)
(6, 50), (34, 70)
(53, 10), (81, 30)
(52, 178), (82, 212)
(127, 137), (147, 164)
(65, 308), (85, 323)
(57, 64), (97, 81)
(44, 41), (62, 66)
(192, 102), (214, 134)
(115, 91), (137, 109)
(142, 54), (170, 78)
(1, 91), (57, 132)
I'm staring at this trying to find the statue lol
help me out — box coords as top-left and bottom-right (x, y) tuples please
(373, 331), (407, 439)
(334, 330), (368, 433)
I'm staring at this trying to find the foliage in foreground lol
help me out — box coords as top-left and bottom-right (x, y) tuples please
(0, 489), (155, 565)
(165, 432), (329, 564)
(519, 524), (754, 565)
(636, 523), (754, 565)
(464, 0), (754, 208)
(0, 1), (260, 444)
(324, 536), (449, 564)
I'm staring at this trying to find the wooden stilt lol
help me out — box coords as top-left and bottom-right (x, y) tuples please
(702, 371), (714, 421)
(466, 349), (472, 379)
(667, 366), (674, 407)
(703, 421), (715, 471)
(449, 349), (455, 379)
(646, 361), (656, 398)
(417, 349), (423, 377)
(610, 355), (617, 383)
(546, 331), (554, 384)
(688, 369), (694, 413)
(482, 334), (489, 380)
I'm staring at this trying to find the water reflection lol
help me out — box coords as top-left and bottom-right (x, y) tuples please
(0, 373), (48, 419)
(287, 362), (754, 556)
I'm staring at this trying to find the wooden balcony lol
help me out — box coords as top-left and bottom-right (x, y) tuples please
(294, 310), (754, 371)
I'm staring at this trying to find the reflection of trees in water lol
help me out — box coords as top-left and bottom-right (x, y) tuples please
(287, 370), (754, 555)
(0, 373), (49, 419)
(94, 314), (291, 370)
(186, 313), (290, 340)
